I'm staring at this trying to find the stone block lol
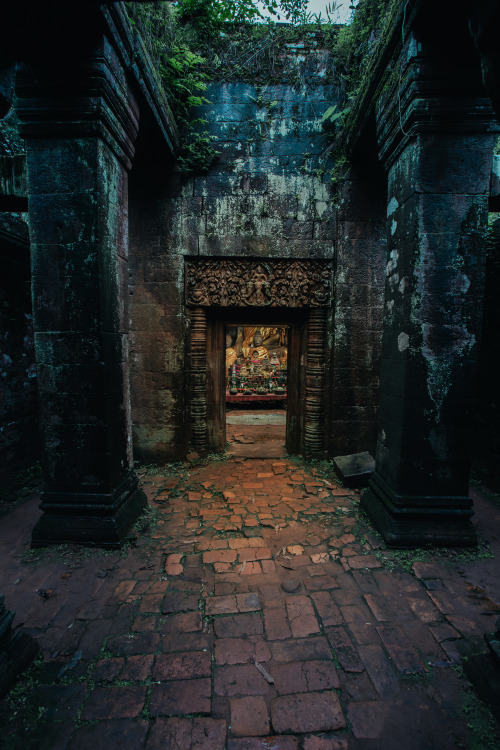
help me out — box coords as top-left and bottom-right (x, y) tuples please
(333, 451), (375, 488)
(230, 696), (270, 736)
(271, 692), (346, 734)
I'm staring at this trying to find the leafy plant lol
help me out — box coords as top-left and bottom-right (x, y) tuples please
(127, 0), (336, 173)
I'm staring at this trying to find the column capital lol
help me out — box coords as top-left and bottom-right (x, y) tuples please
(376, 31), (500, 170)
(16, 34), (139, 170)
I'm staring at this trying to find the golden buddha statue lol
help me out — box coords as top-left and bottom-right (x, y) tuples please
(226, 347), (237, 369)
(241, 326), (277, 360)
(247, 330), (268, 362)
(225, 333), (237, 369)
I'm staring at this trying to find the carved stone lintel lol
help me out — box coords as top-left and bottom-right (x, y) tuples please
(186, 259), (332, 308)
(190, 307), (207, 455)
(305, 308), (327, 459)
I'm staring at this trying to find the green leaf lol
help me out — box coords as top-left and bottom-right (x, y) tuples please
(322, 105), (338, 122)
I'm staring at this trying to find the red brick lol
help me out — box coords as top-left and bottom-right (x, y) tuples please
(236, 593), (262, 612)
(214, 613), (263, 638)
(238, 547), (272, 562)
(346, 701), (389, 739)
(240, 561), (262, 575)
(271, 660), (340, 694)
(154, 651), (211, 680)
(230, 696), (270, 736)
(71, 720), (148, 750)
(161, 632), (213, 653)
(149, 678), (211, 716)
(430, 623), (460, 642)
(93, 658), (124, 682)
(376, 624), (425, 675)
(146, 717), (226, 749)
(113, 581), (136, 599)
(197, 538), (228, 551)
(270, 637), (333, 663)
(263, 606), (292, 640)
(107, 633), (160, 657)
(132, 614), (157, 632)
(324, 627), (364, 673)
(37, 684), (87, 720)
(304, 576), (339, 591)
(138, 593), (164, 614)
(160, 611), (202, 634)
(412, 561), (446, 579)
(229, 538), (253, 549)
(215, 636), (271, 665)
(121, 654), (154, 681)
(271, 692), (346, 733)
(203, 550), (238, 564)
(303, 660), (341, 690)
(81, 686), (146, 720)
(261, 560), (276, 574)
(206, 595), (239, 615)
(347, 555), (381, 570)
(162, 593), (199, 614)
(228, 739), (299, 750)
(356, 643), (400, 698)
(407, 595), (442, 624)
(311, 591), (343, 626)
(214, 664), (272, 696)
(303, 737), (348, 750)
(285, 596), (320, 637)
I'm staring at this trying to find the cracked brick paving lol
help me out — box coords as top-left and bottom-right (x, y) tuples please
(1, 456), (500, 749)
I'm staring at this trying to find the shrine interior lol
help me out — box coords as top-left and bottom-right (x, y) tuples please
(225, 324), (288, 457)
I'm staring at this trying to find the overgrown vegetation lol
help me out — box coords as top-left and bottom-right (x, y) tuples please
(126, 0), (342, 173)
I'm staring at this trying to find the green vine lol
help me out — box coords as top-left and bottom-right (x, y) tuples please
(126, 0), (340, 174)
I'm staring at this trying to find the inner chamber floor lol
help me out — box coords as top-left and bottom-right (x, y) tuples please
(1, 457), (500, 748)
(226, 409), (286, 458)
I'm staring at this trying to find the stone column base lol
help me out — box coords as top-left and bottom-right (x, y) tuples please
(31, 472), (146, 549)
(361, 472), (477, 547)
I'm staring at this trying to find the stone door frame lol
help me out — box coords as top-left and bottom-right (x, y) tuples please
(185, 258), (332, 460)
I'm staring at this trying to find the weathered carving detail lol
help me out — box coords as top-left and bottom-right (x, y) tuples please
(305, 308), (327, 459)
(190, 307), (207, 455)
(185, 259), (332, 308)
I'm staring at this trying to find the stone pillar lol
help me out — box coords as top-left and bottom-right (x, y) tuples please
(16, 34), (146, 547)
(330, 163), (387, 456)
(361, 30), (500, 545)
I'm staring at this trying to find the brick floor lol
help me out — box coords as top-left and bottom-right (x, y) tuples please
(1, 456), (500, 749)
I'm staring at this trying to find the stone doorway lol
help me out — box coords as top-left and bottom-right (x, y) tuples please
(225, 323), (288, 458)
(186, 258), (332, 461)
(202, 310), (306, 458)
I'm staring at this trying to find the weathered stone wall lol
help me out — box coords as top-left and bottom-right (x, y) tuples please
(129, 40), (352, 461)
(0, 214), (38, 485)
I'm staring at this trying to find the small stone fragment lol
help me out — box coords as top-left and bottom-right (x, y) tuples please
(311, 553), (330, 564)
(253, 660), (275, 684)
(287, 545), (304, 556)
(281, 578), (301, 593)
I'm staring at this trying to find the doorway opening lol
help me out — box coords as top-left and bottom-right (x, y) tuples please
(225, 324), (288, 457)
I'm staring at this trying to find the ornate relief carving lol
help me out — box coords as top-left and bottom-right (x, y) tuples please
(185, 259), (332, 308)
(190, 307), (207, 455)
(305, 308), (327, 459)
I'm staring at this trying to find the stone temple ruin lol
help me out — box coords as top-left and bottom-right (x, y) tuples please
(1, 0), (500, 745)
